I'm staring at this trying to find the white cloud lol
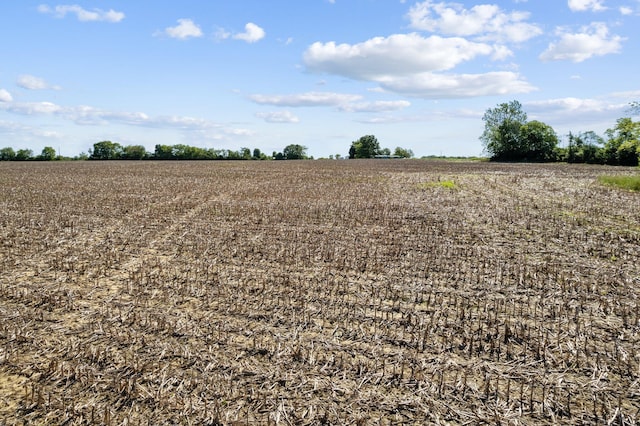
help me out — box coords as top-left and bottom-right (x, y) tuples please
(304, 33), (495, 79)
(256, 111), (300, 123)
(0, 120), (63, 139)
(619, 6), (633, 15)
(568, 0), (607, 12)
(378, 71), (536, 98)
(0, 89), (12, 102)
(249, 92), (362, 107)
(162, 19), (203, 40)
(250, 92), (412, 113)
(0, 100), (224, 130)
(17, 75), (61, 90)
(524, 96), (628, 128)
(303, 33), (534, 99)
(528, 97), (609, 112)
(37, 4), (125, 23)
(406, 1), (542, 43)
(540, 22), (624, 62)
(233, 23), (266, 43)
(338, 100), (411, 113)
(1, 101), (62, 115)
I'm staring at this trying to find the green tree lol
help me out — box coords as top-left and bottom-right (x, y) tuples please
(480, 100), (528, 161)
(393, 147), (414, 158)
(567, 131), (604, 164)
(15, 149), (33, 161)
(154, 144), (174, 160)
(91, 141), (123, 160)
(239, 147), (251, 160)
(604, 117), (640, 166)
(122, 145), (148, 160)
(38, 146), (57, 161)
(518, 121), (558, 162)
(0, 147), (16, 161)
(349, 135), (381, 159)
(282, 144), (308, 160)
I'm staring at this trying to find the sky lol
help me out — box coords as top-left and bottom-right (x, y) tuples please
(1, 0), (639, 158)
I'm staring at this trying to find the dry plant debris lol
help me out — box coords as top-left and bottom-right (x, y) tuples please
(1, 160), (640, 425)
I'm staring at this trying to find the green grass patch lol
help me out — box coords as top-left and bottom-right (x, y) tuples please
(417, 179), (459, 190)
(598, 175), (640, 192)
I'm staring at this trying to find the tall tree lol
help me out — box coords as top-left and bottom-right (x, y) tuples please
(568, 131), (604, 164)
(519, 121), (558, 162)
(604, 117), (640, 166)
(39, 146), (57, 161)
(349, 135), (381, 159)
(480, 100), (528, 161)
(91, 141), (123, 160)
(282, 144), (308, 160)
(0, 147), (16, 161)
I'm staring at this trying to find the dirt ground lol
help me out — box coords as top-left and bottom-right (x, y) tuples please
(1, 160), (639, 424)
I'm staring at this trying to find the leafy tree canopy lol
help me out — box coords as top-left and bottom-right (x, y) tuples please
(39, 146), (57, 161)
(15, 149), (33, 161)
(91, 141), (123, 160)
(0, 147), (16, 161)
(393, 147), (414, 158)
(480, 100), (558, 162)
(282, 144), (308, 160)
(519, 121), (558, 162)
(604, 117), (640, 166)
(349, 135), (381, 159)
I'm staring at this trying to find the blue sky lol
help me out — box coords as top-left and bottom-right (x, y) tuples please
(1, 0), (639, 158)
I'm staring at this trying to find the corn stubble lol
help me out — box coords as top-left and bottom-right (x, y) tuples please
(1, 160), (639, 425)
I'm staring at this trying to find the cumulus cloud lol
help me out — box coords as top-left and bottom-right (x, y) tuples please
(0, 89), (13, 102)
(233, 22), (266, 43)
(567, 0), (607, 12)
(249, 92), (362, 107)
(406, 1), (542, 43)
(17, 75), (61, 90)
(304, 33), (495, 79)
(540, 22), (624, 62)
(256, 111), (300, 123)
(303, 32), (534, 99)
(161, 19), (203, 40)
(37, 4), (125, 22)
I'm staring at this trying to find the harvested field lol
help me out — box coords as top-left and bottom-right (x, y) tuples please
(1, 160), (640, 425)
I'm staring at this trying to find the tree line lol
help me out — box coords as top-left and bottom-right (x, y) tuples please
(2, 101), (637, 164)
(0, 142), (310, 161)
(481, 100), (640, 166)
(0, 138), (414, 162)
